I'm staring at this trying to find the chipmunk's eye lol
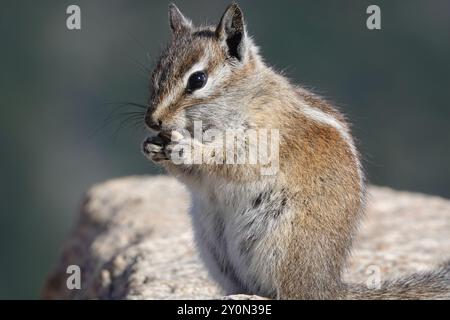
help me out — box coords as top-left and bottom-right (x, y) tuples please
(186, 71), (207, 93)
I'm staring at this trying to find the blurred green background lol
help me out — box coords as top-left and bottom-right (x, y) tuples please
(0, 0), (449, 299)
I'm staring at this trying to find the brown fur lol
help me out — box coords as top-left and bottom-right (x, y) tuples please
(142, 3), (450, 299)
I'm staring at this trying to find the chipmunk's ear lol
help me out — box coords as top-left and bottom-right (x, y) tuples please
(168, 3), (193, 34)
(216, 3), (248, 62)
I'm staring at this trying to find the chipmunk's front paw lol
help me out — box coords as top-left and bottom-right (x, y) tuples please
(164, 131), (197, 165)
(142, 135), (169, 163)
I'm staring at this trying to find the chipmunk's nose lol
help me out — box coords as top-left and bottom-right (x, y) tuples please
(145, 112), (162, 131)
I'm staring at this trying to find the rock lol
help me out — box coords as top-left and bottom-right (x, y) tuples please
(42, 176), (450, 299)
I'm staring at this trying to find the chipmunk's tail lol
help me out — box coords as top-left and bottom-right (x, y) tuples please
(345, 261), (450, 299)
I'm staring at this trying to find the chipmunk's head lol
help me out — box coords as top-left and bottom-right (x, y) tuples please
(145, 3), (260, 138)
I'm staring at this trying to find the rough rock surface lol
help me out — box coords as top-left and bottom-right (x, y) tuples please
(43, 176), (450, 299)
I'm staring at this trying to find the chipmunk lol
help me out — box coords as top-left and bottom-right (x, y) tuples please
(142, 3), (450, 299)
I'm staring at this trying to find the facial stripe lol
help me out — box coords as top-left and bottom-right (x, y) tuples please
(151, 57), (208, 121)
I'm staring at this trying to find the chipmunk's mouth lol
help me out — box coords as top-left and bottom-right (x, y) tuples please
(142, 132), (171, 152)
